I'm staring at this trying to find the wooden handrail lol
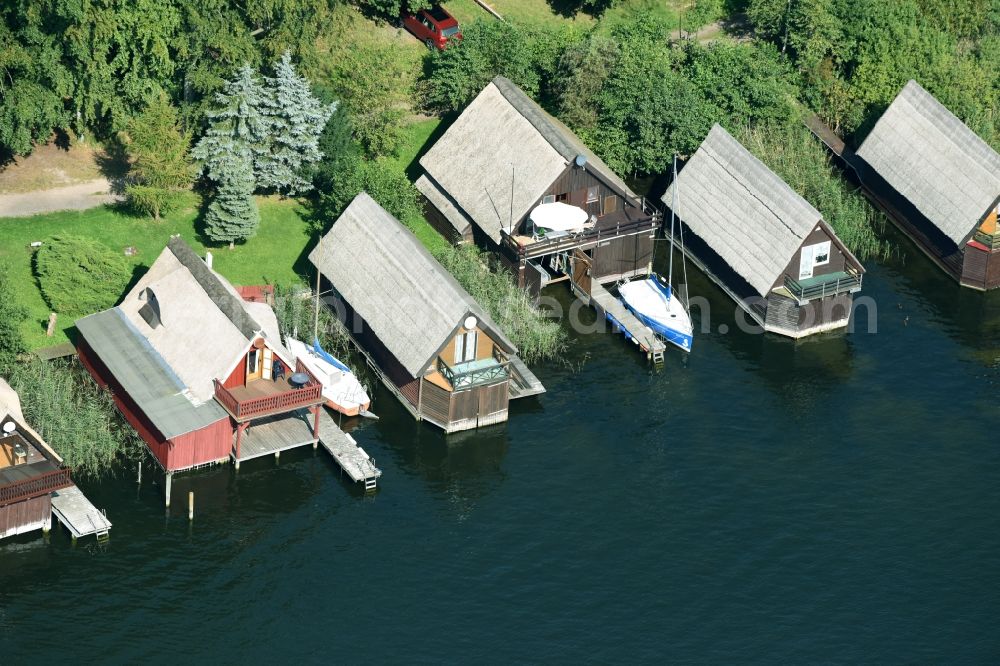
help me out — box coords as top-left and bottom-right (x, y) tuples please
(214, 375), (322, 420)
(0, 468), (73, 506)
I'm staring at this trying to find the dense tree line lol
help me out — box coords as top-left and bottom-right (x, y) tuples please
(745, 0), (1000, 145)
(422, 11), (885, 257)
(0, 0), (337, 156)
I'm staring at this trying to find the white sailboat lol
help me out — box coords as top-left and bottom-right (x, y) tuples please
(618, 154), (694, 352)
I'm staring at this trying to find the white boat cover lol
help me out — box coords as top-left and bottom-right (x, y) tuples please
(286, 337), (370, 412)
(529, 202), (588, 232)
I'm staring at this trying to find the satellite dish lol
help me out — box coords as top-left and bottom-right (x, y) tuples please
(463, 316), (478, 330)
(2, 422), (15, 435)
(574, 154), (587, 167)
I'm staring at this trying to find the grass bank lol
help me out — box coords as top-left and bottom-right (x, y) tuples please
(0, 196), (311, 351)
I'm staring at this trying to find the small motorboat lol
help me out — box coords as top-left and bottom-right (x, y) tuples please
(286, 337), (375, 418)
(618, 274), (693, 352)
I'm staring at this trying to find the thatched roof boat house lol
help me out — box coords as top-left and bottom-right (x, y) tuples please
(854, 80), (1000, 290)
(416, 76), (660, 300)
(664, 124), (865, 338)
(76, 237), (327, 483)
(309, 193), (544, 434)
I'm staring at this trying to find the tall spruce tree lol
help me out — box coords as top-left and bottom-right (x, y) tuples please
(124, 93), (194, 219)
(193, 65), (268, 244)
(258, 51), (335, 194)
(203, 151), (259, 247)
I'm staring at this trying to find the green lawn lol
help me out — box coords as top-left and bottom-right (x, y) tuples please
(0, 196), (312, 351)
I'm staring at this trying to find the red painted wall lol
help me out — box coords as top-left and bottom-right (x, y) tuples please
(77, 340), (233, 472)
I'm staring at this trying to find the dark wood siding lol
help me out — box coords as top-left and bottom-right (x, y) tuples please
(764, 292), (853, 334)
(960, 244), (989, 289)
(772, 224), (850, 291)
(988, 250), (1000, 289)
(543, 164), (621, 220)
(0, 494), (50, 538)
(591, 232), (654, 283)
(336, 295), (421, 407)
(419, 378), (509, 431)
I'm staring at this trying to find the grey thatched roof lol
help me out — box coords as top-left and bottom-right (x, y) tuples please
(856, 80), (1000, 245)
(0, 377), (23, 423)
(76, 308), (229, 439)
(419, 76), (636, 244)
(308, 193), (516, 377)
(415, 173), (473, 237)
(663, 124), (823, 296)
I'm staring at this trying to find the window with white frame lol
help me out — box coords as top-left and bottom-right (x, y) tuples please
(798, 241), (832, 279)
(586, 185), (599, 203)
(454, 330), (478, 364)
(542, 194), (556, 204)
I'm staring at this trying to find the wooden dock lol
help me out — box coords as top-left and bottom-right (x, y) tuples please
(233, 411), (317, 463)
(587, 281), (666, 363)
(507, 355), (546, 399)
(50, 485), (111, 541)
(316, 410), (381, 491)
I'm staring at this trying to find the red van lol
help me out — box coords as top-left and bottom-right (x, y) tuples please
(402, 5), (462, 49)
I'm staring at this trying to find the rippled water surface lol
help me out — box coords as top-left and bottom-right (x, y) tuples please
(2, 228), (998, 662)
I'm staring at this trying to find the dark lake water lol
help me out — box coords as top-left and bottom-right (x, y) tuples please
(2, 223), (998, 663)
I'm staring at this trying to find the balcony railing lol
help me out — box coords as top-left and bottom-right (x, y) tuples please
(501, 211), (659, 260)
(784, 268), (863, 304)
(0, 468), (73, 507)
(436, 356), (509, 390)
(214, 359), (323, 421)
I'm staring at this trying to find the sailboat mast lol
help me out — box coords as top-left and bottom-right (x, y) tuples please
(668, 154), (677, 289)
(313, 267), (321, 342)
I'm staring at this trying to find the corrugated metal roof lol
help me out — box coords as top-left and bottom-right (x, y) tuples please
(856, 80), (1000, 245)
(76, 309), (228, 440)
(419, 76), (637, 244)
(308, 193), (516, 377)
(663, 124), (823, 296)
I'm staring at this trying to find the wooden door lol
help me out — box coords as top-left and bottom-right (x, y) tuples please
(246, 349), (263, 383)
(572, 249), (592, 296)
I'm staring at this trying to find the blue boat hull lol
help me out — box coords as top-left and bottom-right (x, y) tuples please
(620, 277), (694, 353)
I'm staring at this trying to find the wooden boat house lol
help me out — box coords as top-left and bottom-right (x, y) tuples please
(0, 378), (73, 540)
(76, 237), (327, 478)
(416, 76), (660, 299)
(854, 80), (1000, 290)
(309, 193), (545, 434)
(664, 124), (865, 338)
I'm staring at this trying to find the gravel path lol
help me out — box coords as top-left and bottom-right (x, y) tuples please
(0, 178), (121, 218)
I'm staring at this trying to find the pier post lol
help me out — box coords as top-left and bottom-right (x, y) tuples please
(42, 514), (51, 534)
(188, 492), (194, 521)
(165, 472), (172, 507)
(137, 459), (142, 485)
(274, 450), (280, 463)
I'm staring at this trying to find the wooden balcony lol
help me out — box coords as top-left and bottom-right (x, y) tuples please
(501, 205), (659, 260)
(435, 352), (509, 391)
(214, 360), (324, 422)
(0, 467), (73, 507)
(783, 267), (863, 304)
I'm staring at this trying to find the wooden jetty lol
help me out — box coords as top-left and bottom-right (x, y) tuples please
(230, 408), (380, 491)
(584, 281), (666, 363)
(316, 410), (380, 491)
(232, 411), (317, 465)
(50, 485), (111, 541)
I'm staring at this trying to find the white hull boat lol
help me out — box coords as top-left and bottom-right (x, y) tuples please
(286, 337), (374, 418)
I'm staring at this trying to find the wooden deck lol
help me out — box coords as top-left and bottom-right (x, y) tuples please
(316, 410), (381, 491)
(50, 485), (111, 540)
(233, 411), (317, 462)
(586, 281), (666, 362)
